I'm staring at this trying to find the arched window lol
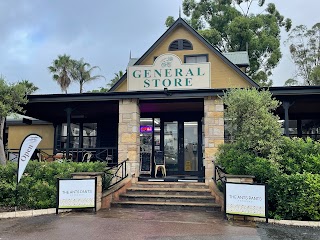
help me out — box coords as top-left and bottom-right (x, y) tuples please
(168, 39), (193, 51)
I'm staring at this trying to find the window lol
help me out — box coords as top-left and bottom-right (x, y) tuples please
(60, 123), (97, 149)
(184, 54), (208, 63)
(169, 39), (193, 51)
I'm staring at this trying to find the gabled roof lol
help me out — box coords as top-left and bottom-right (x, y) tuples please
(109, 17), (259, 91)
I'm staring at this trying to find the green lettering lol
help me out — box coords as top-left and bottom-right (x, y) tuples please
(197, 67), (205, 76)
(174, 78), (182, 86)
(165, 69), (172, 77)
(152, 79), (160, 87)
(186, 78), (192, 86)
(186, 68), (194, 76)
(133, 70), (141, 78)
(144, 79), (150, 88)
(175, 68), (183, 76)
(144, 70), (151, 78)
(154, 69), (162, 77)
(163, 79), (171, 87)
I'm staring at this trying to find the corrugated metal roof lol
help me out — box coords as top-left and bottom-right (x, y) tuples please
(222, 51), (249, 66)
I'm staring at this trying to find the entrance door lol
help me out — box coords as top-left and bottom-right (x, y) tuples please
(163, 120), (201, 177)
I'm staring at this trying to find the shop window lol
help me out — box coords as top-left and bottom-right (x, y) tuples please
(82, 123), (97, 148)
(184, 54), (208, 63)
(169, 39), (193, 51)
(60, 123), (97, 149)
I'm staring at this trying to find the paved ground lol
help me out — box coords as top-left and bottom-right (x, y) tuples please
(0, 208), (319, 240)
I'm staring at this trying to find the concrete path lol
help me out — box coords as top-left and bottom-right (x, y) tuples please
(0, 208), (319, 240)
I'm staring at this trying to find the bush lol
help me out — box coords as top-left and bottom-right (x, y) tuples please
(0, 161), (107, 210)
(268, 173), (320, 220)
(216, 142), (280, 183)
(278, 137), (320, 174)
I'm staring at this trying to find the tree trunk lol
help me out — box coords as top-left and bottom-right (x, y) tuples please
(0, 116), (7, 165)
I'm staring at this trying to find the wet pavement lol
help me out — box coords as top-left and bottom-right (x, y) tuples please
(0, 208), (319, 240)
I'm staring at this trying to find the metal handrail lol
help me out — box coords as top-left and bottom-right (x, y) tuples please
(104, 159), (128, 190)
(213, 163), (227, 185)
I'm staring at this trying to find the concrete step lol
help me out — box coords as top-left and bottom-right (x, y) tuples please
(133, 182), (208, 189)
(111, 201), (221, 212)
(119, 193), (215, 203)
(126, 187), (212, 196)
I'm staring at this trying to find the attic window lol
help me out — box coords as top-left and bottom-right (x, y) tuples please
(169, 39), (193, 51)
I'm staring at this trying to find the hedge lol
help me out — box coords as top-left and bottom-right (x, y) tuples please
(0, 161), (108, 210)
(268, 173), (320, 220)
(216, 137), (320, 220)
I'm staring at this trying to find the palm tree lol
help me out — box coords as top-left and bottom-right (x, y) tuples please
(72, 58), (105, 93)
(18, 80), (39, 94)
(107, 70), (124, 89)
(48, 54), (74, 93)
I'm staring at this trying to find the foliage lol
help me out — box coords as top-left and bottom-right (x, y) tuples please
(71, 58), (105, 93)
(0, 77), (38, 165)
(0, 161), (108, 209)
(216, 142), (280, 183)
(48, 54), (74, 93)
(107, 70), (124, 90)
(222, 88), (282, 158)
(268, 173), (320, 220)
(216, 136), (320, 220)
(278, 137), (320, 175)
(166, 0), (292, 86)
(284, 23), (320, 86)
(18, 80), (39, 94)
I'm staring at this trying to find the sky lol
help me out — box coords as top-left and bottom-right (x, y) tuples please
(0, 0), (319, 94)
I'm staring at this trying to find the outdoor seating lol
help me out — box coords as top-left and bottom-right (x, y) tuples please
(154, 151), (166, 178)
(82, 152), (93, 162)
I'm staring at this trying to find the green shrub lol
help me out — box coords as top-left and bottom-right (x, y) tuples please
(216, 142), (280, 183)
(268, 173), (320, 220)
(0, 161), (107, 209)
(278, 137), (320, 174)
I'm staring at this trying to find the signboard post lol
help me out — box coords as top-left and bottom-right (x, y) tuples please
(224, 182), (268, 223)
(56, 178), (97, 214)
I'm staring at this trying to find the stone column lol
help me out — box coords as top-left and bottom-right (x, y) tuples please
(71, 172), (104, 211)
(204, 97), (224, 184)
(118, 99), (140, 180)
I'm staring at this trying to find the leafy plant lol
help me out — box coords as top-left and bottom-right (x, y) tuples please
(0, 161), (108, 209)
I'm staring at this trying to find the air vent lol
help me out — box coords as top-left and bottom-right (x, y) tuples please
(169, 39), (193, 51)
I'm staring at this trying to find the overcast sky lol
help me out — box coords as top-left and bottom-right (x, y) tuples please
(0, 0), (319, 94)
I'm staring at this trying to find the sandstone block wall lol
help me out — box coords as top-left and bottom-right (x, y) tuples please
(204, 96), (224, 184)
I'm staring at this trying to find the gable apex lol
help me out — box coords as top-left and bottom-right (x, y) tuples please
(110, 17), (259, 91)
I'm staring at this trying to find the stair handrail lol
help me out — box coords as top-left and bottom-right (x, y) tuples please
(213, 162), (227, 185)
(104, 159), (128, 190)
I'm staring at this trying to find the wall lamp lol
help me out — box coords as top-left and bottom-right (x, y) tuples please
(164, 88), (172, 96)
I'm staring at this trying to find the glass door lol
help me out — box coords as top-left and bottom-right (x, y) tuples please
(163, 121), (179, 174)
(184, 122), (198, 172)
(163, 120), (201, 177)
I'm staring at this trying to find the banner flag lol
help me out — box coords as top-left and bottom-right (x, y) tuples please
(17, 134), (42, 183)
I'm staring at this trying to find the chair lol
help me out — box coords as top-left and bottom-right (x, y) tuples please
(82, 152), (93, 162)
(154, 151), (166, 178)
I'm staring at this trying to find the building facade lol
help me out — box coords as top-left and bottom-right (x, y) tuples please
(18, 18), (320, 184)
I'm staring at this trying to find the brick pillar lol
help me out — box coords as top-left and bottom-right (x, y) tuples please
(71, 172), (104, 211)
(204, 97), (224, 184)
(118, 99), (140, 180)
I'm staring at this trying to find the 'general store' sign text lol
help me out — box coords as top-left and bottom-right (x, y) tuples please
(127, 54), (211, 91)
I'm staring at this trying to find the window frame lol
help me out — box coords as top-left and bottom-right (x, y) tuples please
(184, 54), (209, 63)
